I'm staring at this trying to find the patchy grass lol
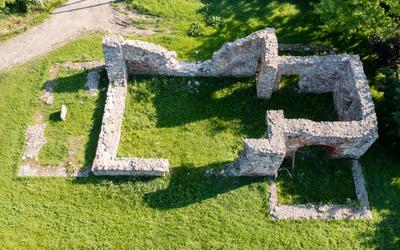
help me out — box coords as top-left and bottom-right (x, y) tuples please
(0, 0), (398, 248)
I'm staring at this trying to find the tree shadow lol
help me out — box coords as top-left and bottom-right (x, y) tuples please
(193, 0), (326, 60)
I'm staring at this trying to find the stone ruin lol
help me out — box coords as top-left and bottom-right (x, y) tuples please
(94, 27), (378, 177)
(17, 27), (377, 219)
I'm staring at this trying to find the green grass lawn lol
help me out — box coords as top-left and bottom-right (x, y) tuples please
(38, 68), (107, 169)
(118, 75), (355, 206)
(0, 0), (399, 248)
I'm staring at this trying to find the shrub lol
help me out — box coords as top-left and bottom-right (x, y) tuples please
(198, 3), (210, 15)
(314, 0), (399, 40)
(373, 67), (400, 150)
(370, 33), (400, 69)
(206, 16), (224, 28)
(0, 0), (61, 14)
(187, 22), (203, 37)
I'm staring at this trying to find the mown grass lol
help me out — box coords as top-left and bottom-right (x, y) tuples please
(119, 76), (355, 206)
(119, 76), (336, 165)
(0, 0), (398, 248)
(277, 146), (356, 205)
(38, 68), (107, 167)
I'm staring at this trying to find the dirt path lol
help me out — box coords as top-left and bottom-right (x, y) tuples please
(0, 0), (143, 71)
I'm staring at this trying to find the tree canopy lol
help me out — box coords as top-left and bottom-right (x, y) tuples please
(315, 0), (399, 39)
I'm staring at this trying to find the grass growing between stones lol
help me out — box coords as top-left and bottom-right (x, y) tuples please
(38, 68), (107, 167)
(0, 0), (399, 248)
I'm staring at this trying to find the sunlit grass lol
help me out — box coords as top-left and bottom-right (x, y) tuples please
(0, 0), (398, 248)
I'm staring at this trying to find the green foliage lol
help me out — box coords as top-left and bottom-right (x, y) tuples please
(206, 15), (224, 28)
(314, 0), (399, 39)
(0, 0), (14, 9)
(0, 0), (64, 43)
(187, 22), (203, 37)
(374, 67), (400, 150)
(0, 0), (63, 14)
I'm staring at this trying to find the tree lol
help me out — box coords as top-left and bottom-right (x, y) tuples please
(374, 68), (400, 150)
(314, 0), (399, 39)
(0, 0), (16, 9)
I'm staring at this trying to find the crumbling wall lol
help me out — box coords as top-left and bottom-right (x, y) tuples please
(277, 56), (345, 93)
(100, 28), (378, 177)
(226, 111), (286, 176)
(227, 55), (378, 176)
(92, 78), (169, 176)
(102, 28), (279, 90)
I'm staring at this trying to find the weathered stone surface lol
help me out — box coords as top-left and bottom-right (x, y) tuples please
(91, 77), (169, 176)
(225, 111), (286, 176)
(61, 60), (104, 70)
(60, 105), (67, 121)
(22, 124), (47, 161)
(101, 28), (378, 177)
(102, 28), (278, 79)
(45, 95), (53, 105)
(18, 163), (91, 177)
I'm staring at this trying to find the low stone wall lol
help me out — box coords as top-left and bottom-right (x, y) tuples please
(100, 28), (378, 177)
(269, 160), (372, 220)
(103, 28), (279, 99)
(91, 78), (169, 176)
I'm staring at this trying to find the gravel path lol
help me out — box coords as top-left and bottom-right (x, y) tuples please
(0, 0), (137, 70)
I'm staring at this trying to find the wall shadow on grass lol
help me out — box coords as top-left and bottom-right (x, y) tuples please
(127, 75), (336, 138)
(38, 69), (108, 166)
(83, 70), (108, 166)
(72, 162), (267, 210)
(144, 163), (267, 210)
(276, 146), (356, 205)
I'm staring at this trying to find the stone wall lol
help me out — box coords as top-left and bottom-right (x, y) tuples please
(102, 28), (279, 98)
(91, 78), (169, 176)
(100, 28), (378, 177)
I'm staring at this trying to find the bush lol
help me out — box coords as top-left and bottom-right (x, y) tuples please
(206, 16), (224, 28)
(314, 0), (399, 40)
(187, 22), (203, 37)
(374, 67), (400, 150)
(370, 33), (400, 69)
(0, 0), (61, 15)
